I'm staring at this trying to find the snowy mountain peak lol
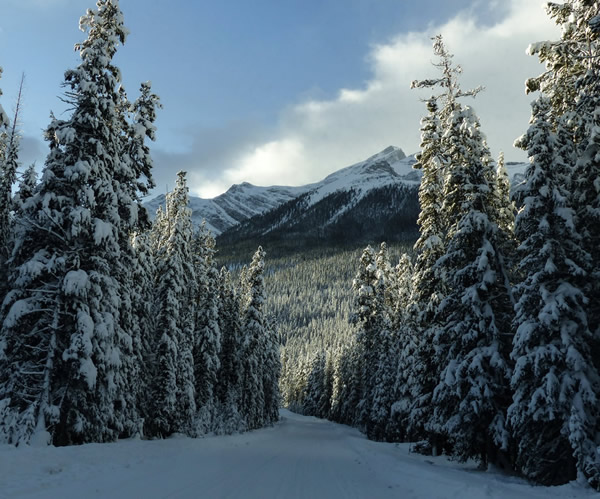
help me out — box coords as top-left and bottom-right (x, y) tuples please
(217, 146), (424, 246)
(145, 146), (415, 236)
(144, 145), (526, 239)
(225, 181), (255, 194)
(364, 145), (406, 164)
(363, 161), (399, 177)
(317, 147), (418, 197)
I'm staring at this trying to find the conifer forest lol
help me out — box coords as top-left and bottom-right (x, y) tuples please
(2, 0), (600, 492)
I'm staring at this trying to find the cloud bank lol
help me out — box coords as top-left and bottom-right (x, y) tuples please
(182, 0), (559, 198)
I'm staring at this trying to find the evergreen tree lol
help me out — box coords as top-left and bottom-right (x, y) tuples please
(525, 1), (596, 125)
(569, 9), (600, 351)
(192, 223), (221, 433)
(524, 0), (600, 356)
(12, 164), (38, 213)
(262, 315), (281, 425)
(331, 341), (361, 426)
(509, 96), (600, 486)
(390, 253), (416, 441)
(304, 352), (326, 417)
(375, 242), (396, 316)
(0, 71), (23, 305)
(0, 0), (149, 445)
(392, 253), (413, 330)
(112, 82), (160, 438)
(429, 106), (513, 466)
(408, 35), (482, 446)
(317, 352), (334, 419)
(517, 4), (600, 486)
(240, 247), (268, 430)
(409, 99), (446, 324)
(367, 243), (397, 441)
(215, 266), (243, 432)
(350, 245), (389, 433)
(148, 171), (196, 437)
(129, 229), (156, 435)
(491, 152), (519, 283)
(493, 152), (516, 237)
(369, 326), (396, 441)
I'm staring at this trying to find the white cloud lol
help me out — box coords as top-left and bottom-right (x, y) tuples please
(191, 0), (560, 198)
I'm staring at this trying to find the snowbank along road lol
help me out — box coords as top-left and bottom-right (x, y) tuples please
(0, 409), (594, 498)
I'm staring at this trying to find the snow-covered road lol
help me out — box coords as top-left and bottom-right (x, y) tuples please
(0, 410), (594, 498)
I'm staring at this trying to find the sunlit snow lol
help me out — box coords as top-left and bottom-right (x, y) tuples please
(0, 410), (593, 499)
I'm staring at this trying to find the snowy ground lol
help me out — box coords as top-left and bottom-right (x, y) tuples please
(0, 410), (594, 499)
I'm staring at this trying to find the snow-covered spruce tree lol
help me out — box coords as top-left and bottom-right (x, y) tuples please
(518, 3), (600, 486)
(317, 351), (334, 419)
(368, 243), (397, 441)
(525, 1), (596, 127)
(280, 347), (310, 413)
(191, 222), (221, 434)
(493, 152), (516, 239)
(240, 247), (267, 430)
(329, 341), (361, 425)
(392, 253), (413, 331)
(148, 171), (196, 437)
(0, 71), (23, 305)
(573, 102), (600, 383)
(491, 152), (519, 281)
(568, 11), (600, 352)
(375, 242), (396, 318)
(369, 322), (396, 441)
(409, 98), (446, 326)
(129, 230), (156, 433)
(303, 351), (327, 417)
(12, 164), (38, 214)
(112, 81), (160, 438)
(389, 253), (417, 441)
(350, 245), (389, 434)
(327, 347), (343, 422)
(279, 348), (293, 409)
(407, 35), (482, 446)
(428, 105), (513, 467)
(0, 0), (153, 446)
(262, 315), (281, 425)
(509, 96), (600, 486)
(524, 0), (600, 365)
(214, 266), (244, 432)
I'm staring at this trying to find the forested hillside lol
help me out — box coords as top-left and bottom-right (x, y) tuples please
(218, 243), (414, 413)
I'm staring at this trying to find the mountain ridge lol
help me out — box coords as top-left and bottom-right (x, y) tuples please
(145, 145), (414, 236)
(144, 146), (528, 248)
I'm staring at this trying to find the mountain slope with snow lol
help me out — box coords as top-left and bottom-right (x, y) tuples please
(217, 146), (422, 246)
(145, 145), (528, 243)
(144, 183), (308, 236)
(144, 146), (415, 237)
(304, 145), (419, 206)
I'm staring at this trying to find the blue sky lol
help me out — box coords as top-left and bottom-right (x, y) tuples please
(1, 0), (558, 198)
